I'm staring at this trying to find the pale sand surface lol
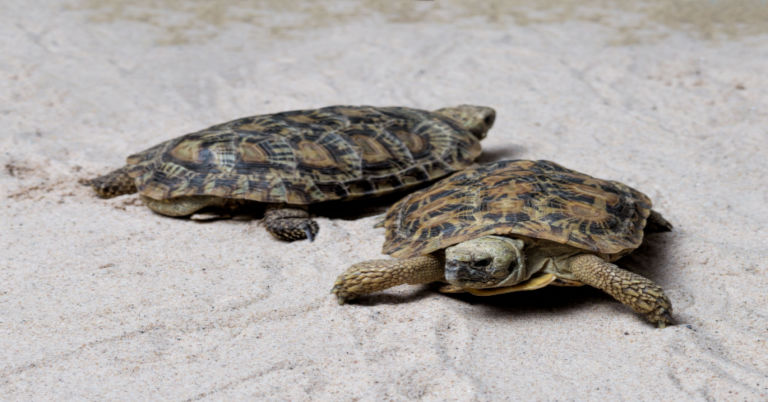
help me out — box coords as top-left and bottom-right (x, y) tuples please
(2, 1), (767, 400)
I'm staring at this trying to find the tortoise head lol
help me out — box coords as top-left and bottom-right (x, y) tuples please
(433, 105), (495, 140)
(444, 236), (526, 289)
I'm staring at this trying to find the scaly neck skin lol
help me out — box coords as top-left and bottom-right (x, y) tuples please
(489, 239), (582, 288)
(518, 240), (583, 283)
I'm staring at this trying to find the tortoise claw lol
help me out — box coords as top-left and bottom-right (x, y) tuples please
(651, 309), (674, 329)
(304, 223), (317, 242)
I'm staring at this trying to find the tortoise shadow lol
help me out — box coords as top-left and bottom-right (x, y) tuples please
(346, 287), (437, 306)
(174, 183), (428, 224)
(311, 187), (426, 221)
(616, 230), (676, 285)
(476, 144), (525, 164)
(345, 281), (613, 319)
(447, 285), (612, 319)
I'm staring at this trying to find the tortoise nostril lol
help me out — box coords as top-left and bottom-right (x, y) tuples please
(483, 114), (495, 127)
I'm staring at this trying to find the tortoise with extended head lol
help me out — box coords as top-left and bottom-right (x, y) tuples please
(332, 159), (674, 327)
(89, 105), (495, 241)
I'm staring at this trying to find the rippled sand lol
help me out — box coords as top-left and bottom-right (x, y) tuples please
(2, 1), (767, 399)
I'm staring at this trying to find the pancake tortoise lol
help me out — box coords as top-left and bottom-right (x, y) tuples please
(89, 105), (495, 241)
(332, 159), (674, 327)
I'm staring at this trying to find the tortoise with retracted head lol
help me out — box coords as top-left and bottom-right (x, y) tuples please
(332, 159), (673, 327)
(89, 105), (495, 241)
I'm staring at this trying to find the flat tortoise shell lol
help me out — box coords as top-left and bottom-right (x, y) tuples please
(383, 159), (657, 259)
(90, 105), (496, 241)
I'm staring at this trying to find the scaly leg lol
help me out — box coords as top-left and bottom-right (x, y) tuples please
(90, 166), (137, 198)
(332, 255), (444, 304)
(263, 207), (319, 242)
(567, 254), (673, 327)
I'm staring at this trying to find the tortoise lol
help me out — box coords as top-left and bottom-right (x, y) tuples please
(332, 159), (674, 327)
(89, 105), (495, 241)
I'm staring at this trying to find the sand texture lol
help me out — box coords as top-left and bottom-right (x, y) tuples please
(2, 1), (767, 400)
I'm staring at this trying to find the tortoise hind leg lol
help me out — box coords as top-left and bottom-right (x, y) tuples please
(141, 195), (226, 217)
(645, 210), (673, 233)
(90, 166), (137, 198)
(263, 207), (319, 242)
(566, 254), (673, 328)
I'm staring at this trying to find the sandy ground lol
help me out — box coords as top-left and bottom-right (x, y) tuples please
(2, 0), (767, 400)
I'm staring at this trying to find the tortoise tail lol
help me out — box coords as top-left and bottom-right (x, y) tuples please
(645, 210), (673, 233)
(89, 166), (137, 198)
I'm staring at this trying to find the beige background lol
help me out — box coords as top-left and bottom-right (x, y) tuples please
(2, 1), (767, 399)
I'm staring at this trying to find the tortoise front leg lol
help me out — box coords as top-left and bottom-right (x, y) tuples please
(332, 255), (444, 304)
(263, 206), (319, 242)
(567, 254), (673, 328)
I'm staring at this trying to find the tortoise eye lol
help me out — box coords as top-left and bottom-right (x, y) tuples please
(475, 258), (492, 267)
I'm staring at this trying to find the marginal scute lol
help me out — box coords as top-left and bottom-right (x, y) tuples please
(382, 160), (654, 259)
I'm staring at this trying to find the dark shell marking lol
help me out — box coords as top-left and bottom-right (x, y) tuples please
(383, 160), (654, 258)
(124, 106), (481, 204)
